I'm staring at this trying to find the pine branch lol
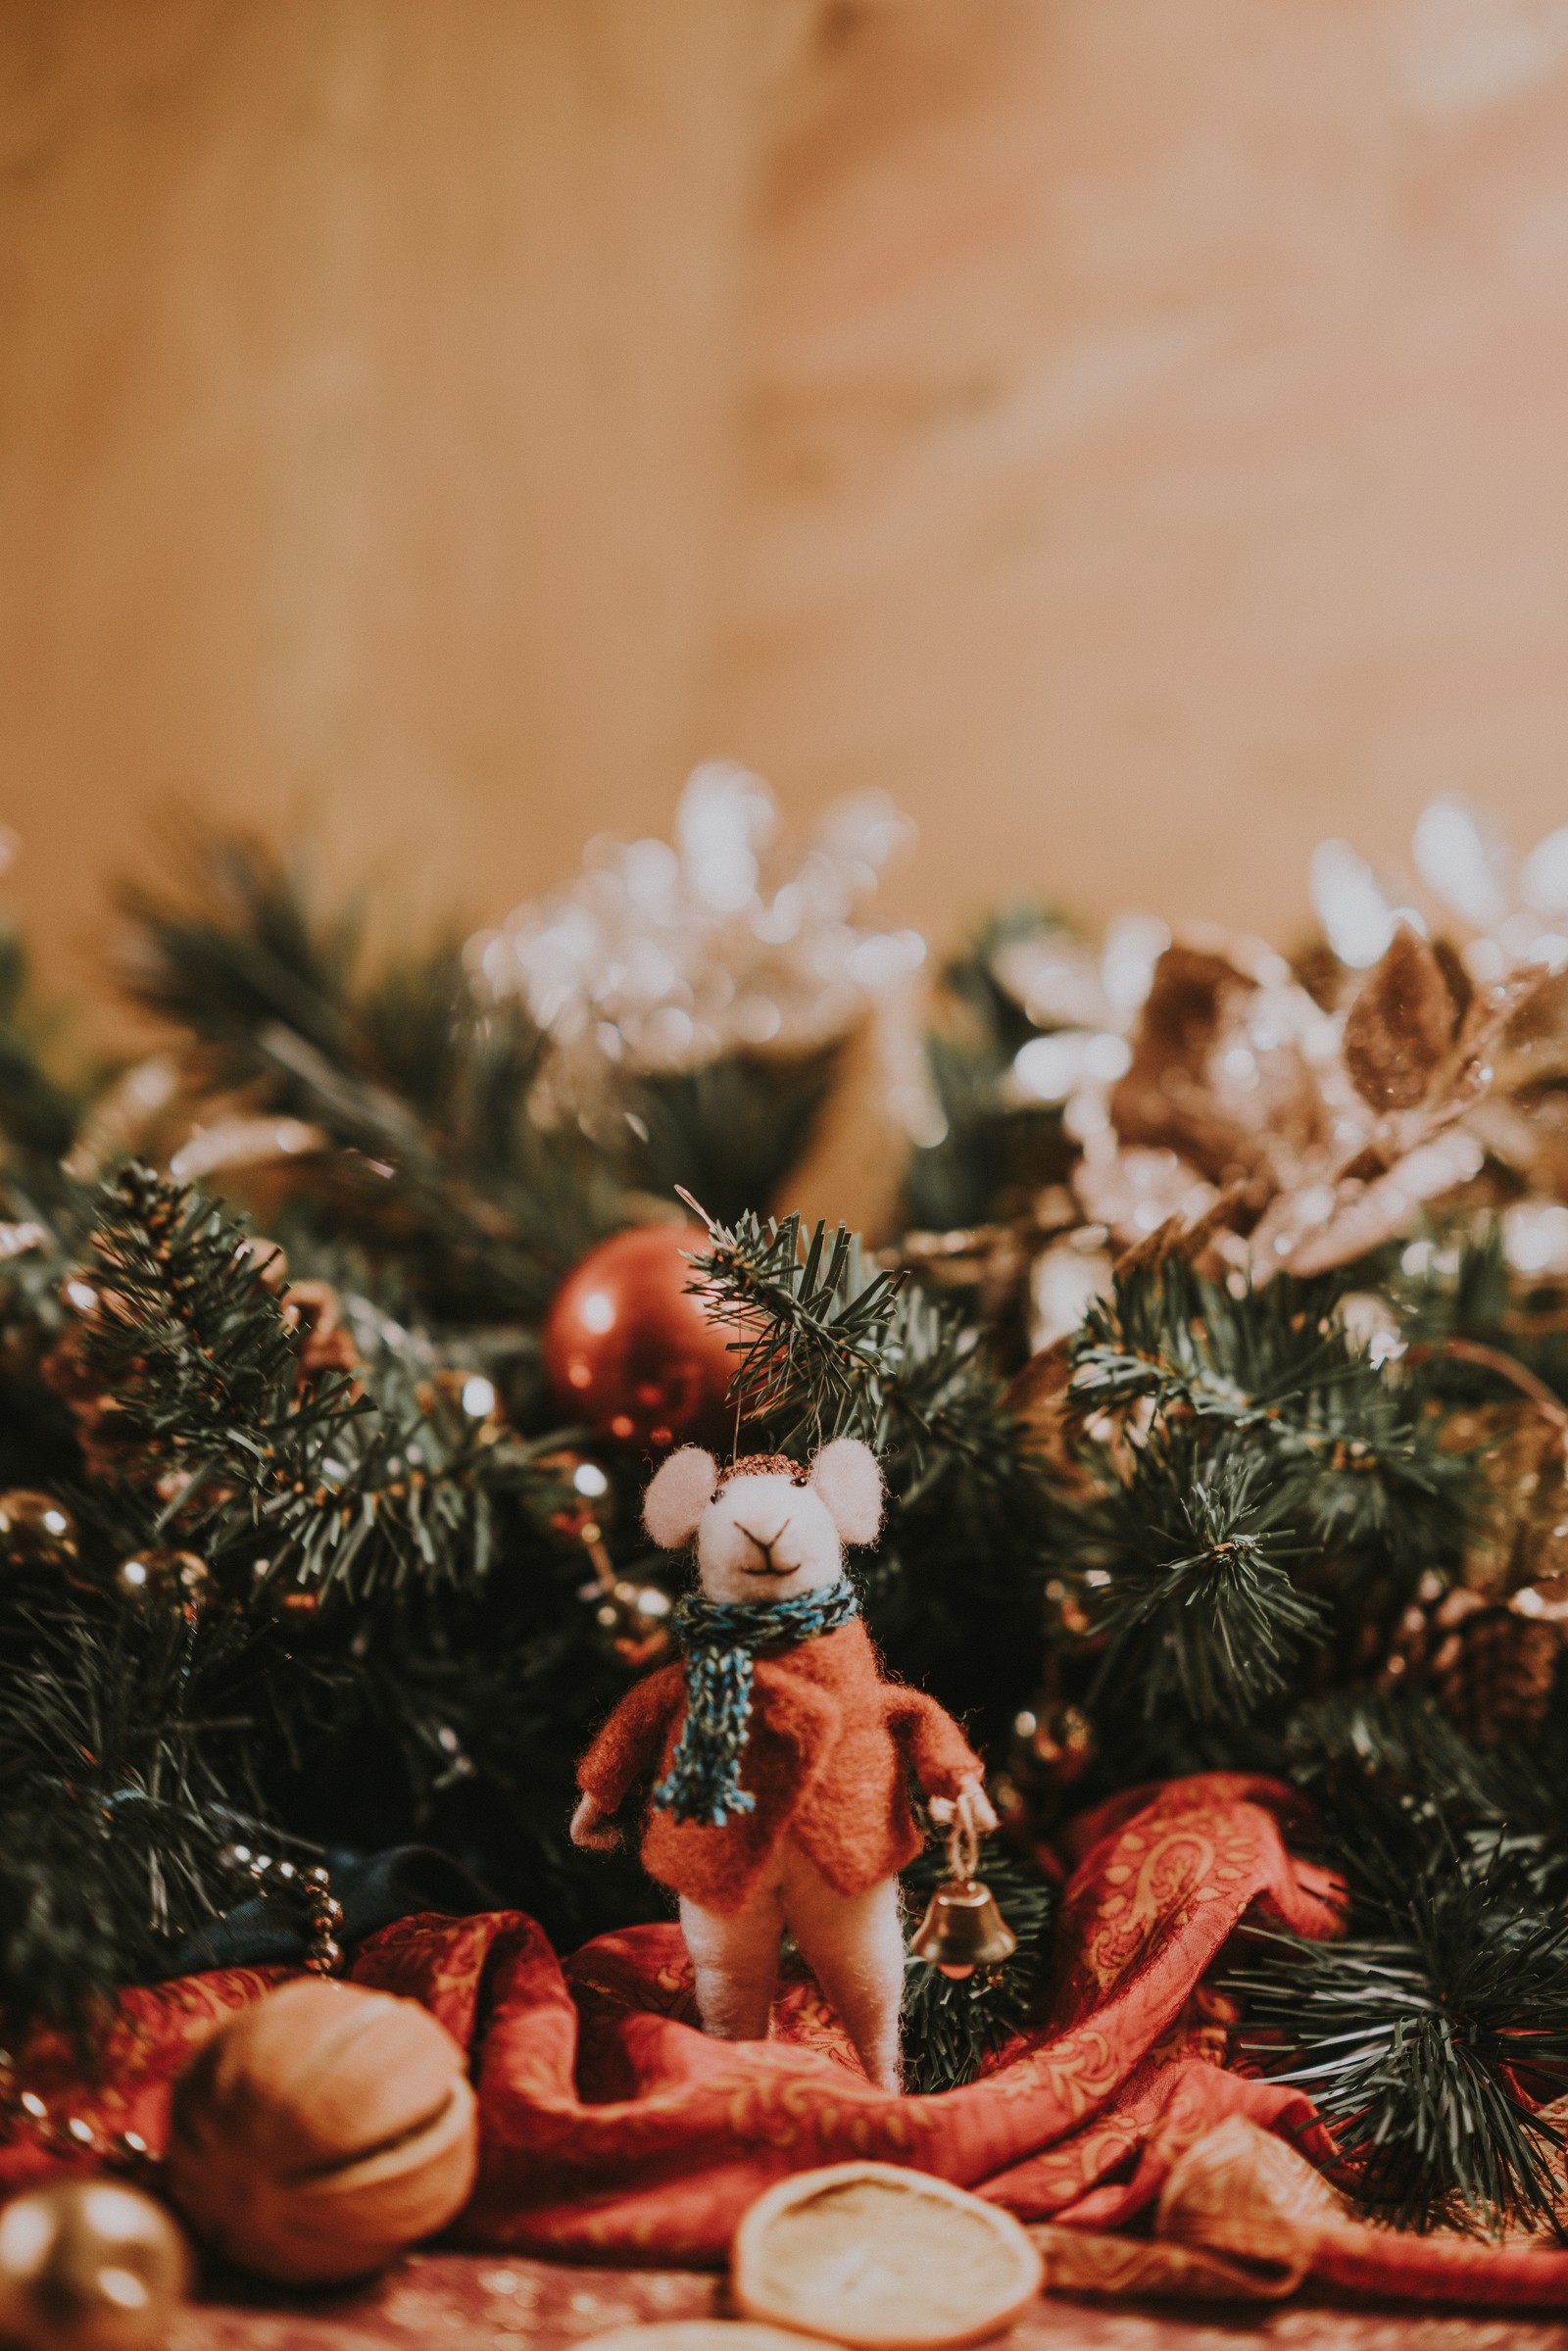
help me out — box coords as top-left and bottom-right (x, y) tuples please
(623, 1050), (843, 1232)
(0, 1594), (284, 2024)
(117, 833), (363, 1077)
(117, 836), (612, 1315)
(901, 908), (1073, 1232)
(59, 1166), (563, 1609)
(251, 1352), (559, 1604)
(902, 1836), (1055, 2093)
(0, 1159), (650, 2011)
(690, 1206), (1037, 1500)
(1225, 1814), (1568, 2234)
(75, 1164), (306, 1492)
(689, 1209), (906, 1442)
(1076, 1435), (1325, 1723)
(1283, 1688), (1568, 1919)
(0, 923), (89, 1173)
(1070, 1261), (1475, 1574)
(1389, 1217), (1568, 1413)
(1069, 1254), (1342, 1426)
(1288, 1688), (1547, 1825)
(1047, 1258), (1478, 1747)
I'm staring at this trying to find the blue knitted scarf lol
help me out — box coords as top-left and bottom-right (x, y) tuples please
(653, 1578), (859, 1828)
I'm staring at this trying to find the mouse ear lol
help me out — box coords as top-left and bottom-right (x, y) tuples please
(808, 1437), (885, 1546)
(643, 1446), (718, 1549)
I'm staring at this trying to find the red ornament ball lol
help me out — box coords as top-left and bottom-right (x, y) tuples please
(542, 1224), (737, 1449)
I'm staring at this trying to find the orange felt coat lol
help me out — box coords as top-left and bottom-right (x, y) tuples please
(576, 1617), (983, 1913)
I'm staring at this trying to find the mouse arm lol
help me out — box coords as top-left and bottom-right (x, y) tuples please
(572, 1664), (683, 1849)
(884, 1688), (997, 1840)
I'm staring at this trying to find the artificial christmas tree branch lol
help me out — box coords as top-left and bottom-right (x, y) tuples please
(1226, 1812), (1568, 2235)
(1076, 1436), (1324, 1723)
(118, 835), (613, 1316)
(686, 1202), (1041, 1507)
(900, 1834), (1054, 2094)
(1042, 1246), (1481, 1753)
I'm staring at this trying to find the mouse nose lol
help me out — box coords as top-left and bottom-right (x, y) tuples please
(734, 1510), (788, 1552)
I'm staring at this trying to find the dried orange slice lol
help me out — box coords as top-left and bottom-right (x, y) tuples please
(733, 2162), (1044, 2349)
(582, 2329), (840, 2351)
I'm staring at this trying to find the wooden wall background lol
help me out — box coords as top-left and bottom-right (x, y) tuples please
(4, 0), (1568, 1021)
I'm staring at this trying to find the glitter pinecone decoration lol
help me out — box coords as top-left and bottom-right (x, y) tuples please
(1383, 1572), (1568, 1746)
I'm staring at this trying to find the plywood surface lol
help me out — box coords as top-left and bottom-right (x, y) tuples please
(172, 2250), (1568, 2351)
(5, 0), (1568, 1016)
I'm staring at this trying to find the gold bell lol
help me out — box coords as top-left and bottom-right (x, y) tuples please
(909, 1813), (1018, 1981)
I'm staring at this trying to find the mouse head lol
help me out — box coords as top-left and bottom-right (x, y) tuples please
(643, 1439), (884, 1605)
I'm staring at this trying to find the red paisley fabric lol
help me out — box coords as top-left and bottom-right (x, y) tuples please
(5, 1772), (1568, 2308)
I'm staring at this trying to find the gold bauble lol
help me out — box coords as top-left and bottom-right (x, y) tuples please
(594, 1579), (674, 1667)
(114, 1551), (211, 1612)
(1020, 1700), (1094, 1788)
(0, 2180), (191, 2351)
(0, 1492), (78, 1575)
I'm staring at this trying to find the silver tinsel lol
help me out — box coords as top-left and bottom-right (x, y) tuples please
(466, 761), (925, 1135)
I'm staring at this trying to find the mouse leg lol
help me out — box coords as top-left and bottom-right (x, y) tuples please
(679, 1875), (785, 2043)
(781, 1847), (906, 2093)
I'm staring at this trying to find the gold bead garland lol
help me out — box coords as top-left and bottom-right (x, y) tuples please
(541, 1449), (676, 1666)
(218, 1843), (345, 1974)
(0, 1850), (345, 2175)
(0, 2048), (151, 2176)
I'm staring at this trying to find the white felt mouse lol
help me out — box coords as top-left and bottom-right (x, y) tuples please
(572, 1442), (995, 2091)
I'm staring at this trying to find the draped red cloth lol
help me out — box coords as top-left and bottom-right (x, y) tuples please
(6, 1772), (1568, 2309)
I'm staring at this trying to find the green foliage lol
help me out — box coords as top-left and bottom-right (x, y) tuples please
(119, 835), (612, 1314)
(1082, 1438), (1323, 1722)
(0, 1159), (677, 2018)
(623, 1049), (842, 1230)
(1049, 1251), (1478, 1751)
(0, 1590), (283, 2026)
(1226, 1812), (1568, 2233)
(116, 834), (853, 1312)
(1071, 1254), (1473, 1571)
(0, 834), (1563, 2242)
(65, 1165), (557, 1609)
(1286, 1685), (1566, 1834)
(691, 1210), (906, 1446)
(692, 1207), (1032, 1506)
(1387, 1217), (1568, 1413)
(78, 1166), (304, 1483)
(0, 924), (83, 1182)
(902, 1836), (1055, 2094)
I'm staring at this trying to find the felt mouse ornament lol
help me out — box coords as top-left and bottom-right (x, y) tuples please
(570, 1439), (996, 2092)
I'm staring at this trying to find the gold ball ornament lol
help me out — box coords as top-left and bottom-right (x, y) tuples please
(595, 1578), (675, 1668)
(0, 2180), (191, 2351)
(1016, 1700), (1094, 1788)
(0, 1492), (78, 1576)
(113, 1551), (211, 1613)
(166, 1977), (478, 2284)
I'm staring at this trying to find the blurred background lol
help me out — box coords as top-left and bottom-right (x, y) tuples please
(4, 0), (1568, 1007)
